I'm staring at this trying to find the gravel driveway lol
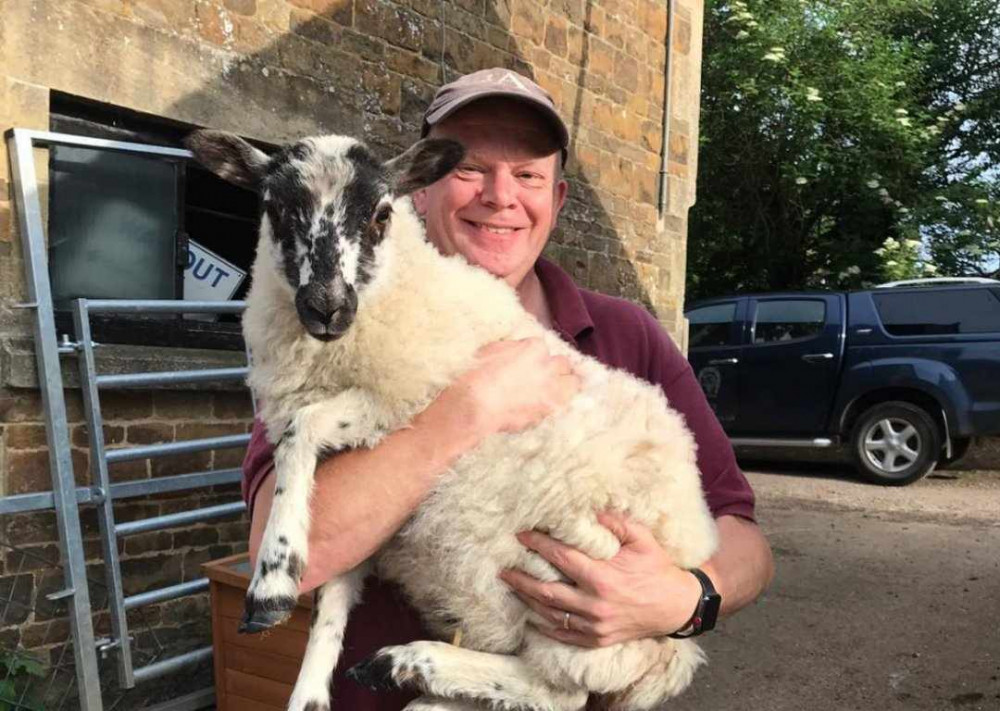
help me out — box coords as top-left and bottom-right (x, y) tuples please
(667, 464), (1000, 711)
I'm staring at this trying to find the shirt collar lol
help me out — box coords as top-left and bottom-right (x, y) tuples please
(534, 257), (595, 344)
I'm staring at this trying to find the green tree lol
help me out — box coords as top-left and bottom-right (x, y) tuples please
(688, 0), (1000, 300)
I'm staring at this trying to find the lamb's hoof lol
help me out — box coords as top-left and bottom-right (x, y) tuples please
(346, 653), (398, 692)
(238, 596), (296, 634)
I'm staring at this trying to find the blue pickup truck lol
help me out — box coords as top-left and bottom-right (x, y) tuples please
(685, 279), (1000, 485)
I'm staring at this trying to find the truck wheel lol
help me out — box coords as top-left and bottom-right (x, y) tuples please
(850, 402), (940, 486)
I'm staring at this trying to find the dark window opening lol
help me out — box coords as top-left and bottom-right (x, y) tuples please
(48, 92), (269, 350)
(874, 287), (1000, 336)
(752, 299), (826, 344)
(687, 303), (738, 348)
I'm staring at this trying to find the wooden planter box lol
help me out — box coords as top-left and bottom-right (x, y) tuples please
(202, 553), (311, 711)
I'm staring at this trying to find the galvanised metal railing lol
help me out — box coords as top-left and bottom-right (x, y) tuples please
(3, 128), (254, 711)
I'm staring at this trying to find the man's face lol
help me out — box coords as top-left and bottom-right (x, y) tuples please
(412, 100), (568, 289)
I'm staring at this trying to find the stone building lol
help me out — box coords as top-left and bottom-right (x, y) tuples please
(0, 0), (705, 705)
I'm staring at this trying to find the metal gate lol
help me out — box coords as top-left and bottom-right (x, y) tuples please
(2, 129), (254, 710)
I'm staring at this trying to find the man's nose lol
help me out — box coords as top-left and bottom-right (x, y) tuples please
(480, 168), (516, 208)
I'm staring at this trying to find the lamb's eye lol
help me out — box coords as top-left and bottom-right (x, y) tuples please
(374, 204), (392, 225)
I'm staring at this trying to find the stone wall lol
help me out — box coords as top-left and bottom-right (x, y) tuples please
(0, 0), (704, 703)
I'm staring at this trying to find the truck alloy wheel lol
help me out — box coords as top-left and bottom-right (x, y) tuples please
(850, 401), (940, 486)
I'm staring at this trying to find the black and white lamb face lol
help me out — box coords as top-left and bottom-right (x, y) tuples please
(186, 131), (463, 341)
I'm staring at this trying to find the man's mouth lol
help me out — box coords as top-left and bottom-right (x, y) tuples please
(463, 220), (524, 235)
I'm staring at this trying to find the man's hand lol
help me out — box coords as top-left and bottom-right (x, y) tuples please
(500, 511), (703, 648)
(447, 338), (582, 442)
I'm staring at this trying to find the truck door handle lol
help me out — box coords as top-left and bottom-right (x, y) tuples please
(802, 352), (834, 363)
(708, 358), (739, 365)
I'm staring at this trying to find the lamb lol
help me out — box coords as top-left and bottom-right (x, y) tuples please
(186, 129), (719, 711)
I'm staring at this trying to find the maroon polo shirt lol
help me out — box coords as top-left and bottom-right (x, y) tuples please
(240, 257), (756, 710)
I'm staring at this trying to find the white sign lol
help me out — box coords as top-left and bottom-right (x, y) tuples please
(183, 240), (246, 302)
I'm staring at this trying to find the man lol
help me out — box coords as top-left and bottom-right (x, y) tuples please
(242, 68), (774, 709)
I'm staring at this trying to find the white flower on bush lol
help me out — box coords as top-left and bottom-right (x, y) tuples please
(795, 176), (809, 185)
(867, 179), (880, 189)
(905, 239), (922, 249)
(922, 263), (938, 274)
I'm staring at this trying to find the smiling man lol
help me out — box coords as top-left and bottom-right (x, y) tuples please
(242, 68), (773, 710)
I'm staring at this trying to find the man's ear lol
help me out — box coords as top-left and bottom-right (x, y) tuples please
(385, 138), (465, 197)
(184, 130), (269, 190)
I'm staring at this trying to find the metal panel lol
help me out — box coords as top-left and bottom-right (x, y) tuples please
(107, 468), (242, 500)
(73, 300), (135, 687)
(124, 578), (211, 611)
(114, 501), (246, 537)
(97, 367), (248, 389)
(104, 434), (251, 463)
(85, 298), (245, 314)
(1, 129), (256, 710)
(0, 469), (241, 516)
(6, 128), (104, 710)
(132, 647), (214, 685)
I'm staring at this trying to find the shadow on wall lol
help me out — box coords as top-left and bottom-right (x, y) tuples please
(164, 0), (658, 313)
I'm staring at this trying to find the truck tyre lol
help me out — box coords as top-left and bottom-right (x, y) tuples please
(850, 401), (940, 486)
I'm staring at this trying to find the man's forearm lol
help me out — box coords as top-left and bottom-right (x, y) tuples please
(701, 515), (774, 617)
(249, 388), (483, 593)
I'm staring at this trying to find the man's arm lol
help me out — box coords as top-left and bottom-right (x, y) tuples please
(247, 338), (582, 593)
(702, 515), (773, 618)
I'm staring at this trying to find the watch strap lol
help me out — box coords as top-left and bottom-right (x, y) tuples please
(667, 567), (721, 639)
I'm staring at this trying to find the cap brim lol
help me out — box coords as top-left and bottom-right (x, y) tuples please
(422, 90), (569, 150)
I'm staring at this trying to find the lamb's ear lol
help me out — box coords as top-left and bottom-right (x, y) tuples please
(184, 130), (269, 191)
(385, 138), (465, 197)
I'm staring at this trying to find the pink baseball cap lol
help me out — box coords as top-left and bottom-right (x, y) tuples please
(422, 68), (570, 158)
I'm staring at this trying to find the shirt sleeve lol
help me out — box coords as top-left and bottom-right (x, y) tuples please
(241, 417), (275, 521)
(640, 311), (757, 522)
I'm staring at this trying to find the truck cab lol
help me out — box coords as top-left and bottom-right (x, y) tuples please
(686, 281), (1000, 484)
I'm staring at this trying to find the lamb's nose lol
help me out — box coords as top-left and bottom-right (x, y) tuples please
(303, 300), (340, 325)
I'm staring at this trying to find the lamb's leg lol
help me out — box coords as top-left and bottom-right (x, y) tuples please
(347, 641), (588, 711)
(242, 391), (385, 632)
(287, 563), (368, 711)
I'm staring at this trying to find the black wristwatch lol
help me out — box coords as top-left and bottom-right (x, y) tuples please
(667, 568), (721, 639)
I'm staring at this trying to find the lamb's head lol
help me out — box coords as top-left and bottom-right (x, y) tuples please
(186, 130), (464, 340)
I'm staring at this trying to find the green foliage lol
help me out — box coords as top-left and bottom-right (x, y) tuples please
(0, 649), (47, 711)
(688, 0), (1000, 299)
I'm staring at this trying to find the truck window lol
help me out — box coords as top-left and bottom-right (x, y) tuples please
(873, 288), (1000, 336)
(687, 302), (737, 348)
(753, 299), (826, 344)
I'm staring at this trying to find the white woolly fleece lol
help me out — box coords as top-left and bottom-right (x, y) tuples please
(244, 196), (719, 709)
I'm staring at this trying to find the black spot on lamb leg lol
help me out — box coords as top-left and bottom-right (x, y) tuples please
(239, 593), (298, 633)
(346, 652), (400, 692)
(301, 702), (329, 711)
(287, 551), (305, 583)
